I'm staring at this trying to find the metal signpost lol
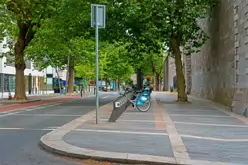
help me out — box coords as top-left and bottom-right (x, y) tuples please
(65, 54), (70, 95)
(91, 4), (106, 124)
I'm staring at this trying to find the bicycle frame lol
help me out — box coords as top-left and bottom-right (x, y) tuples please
(122, 87), (151, 109)
(136, 87), (151, 106)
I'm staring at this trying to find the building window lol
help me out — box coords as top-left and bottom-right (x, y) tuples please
(1, 74), (16, 92)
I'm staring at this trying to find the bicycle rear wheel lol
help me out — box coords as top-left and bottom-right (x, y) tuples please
(136, 100), (151, 112)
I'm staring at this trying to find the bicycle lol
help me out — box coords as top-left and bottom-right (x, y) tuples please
(120, 86), (151, 112)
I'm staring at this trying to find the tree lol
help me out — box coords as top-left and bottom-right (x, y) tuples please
(75, 41), (134, 89)
(147, 0), (215, 101)
(107, 0), (215, 102)
(25, 0), (107, 94)
(0, 0), (62, 100)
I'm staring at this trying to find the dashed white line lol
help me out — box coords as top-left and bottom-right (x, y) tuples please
(0, 127), (55, 131)
(11, 114), (82, 117)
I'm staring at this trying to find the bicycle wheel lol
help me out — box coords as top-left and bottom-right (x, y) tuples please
(136, 100), (151, 112)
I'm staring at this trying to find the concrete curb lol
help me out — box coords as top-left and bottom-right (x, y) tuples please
(39, 100), (246, 165)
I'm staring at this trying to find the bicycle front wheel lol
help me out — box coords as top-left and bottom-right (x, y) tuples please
(136, 100), (151, 112)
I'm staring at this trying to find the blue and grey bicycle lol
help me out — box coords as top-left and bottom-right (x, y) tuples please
(121, 86), (151, 112)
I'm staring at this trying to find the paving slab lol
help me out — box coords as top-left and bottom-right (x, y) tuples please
(175, 124), (248, 139)
(183, 138), (248, 164)
(170, 115), (244, 125)
(63, 131), (173, 157)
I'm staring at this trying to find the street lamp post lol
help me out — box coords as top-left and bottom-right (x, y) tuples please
(43, 54), (62, 95)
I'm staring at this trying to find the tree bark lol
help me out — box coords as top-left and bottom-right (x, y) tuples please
(163, 57), (169, 91)
(14, 31), (27, 101)
(15, 63), (27, 100)
(155, 72), (160, 91)
(68, 65), (75, 93)
(117, 79), (120, 91)
(170, 35), (188, 102)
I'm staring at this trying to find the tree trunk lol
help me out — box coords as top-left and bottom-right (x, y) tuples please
(163, 57), (169, 91)
(15, 64), (27, 100)
(14, 36), (27, 101)
(68, 66), (75, 93)
(160, 78), (163, 91)
(104, 77), (108, 90)
(155, 72), (160, 91)
(116, 79), (119, 91)
(170, 36), (188, 102)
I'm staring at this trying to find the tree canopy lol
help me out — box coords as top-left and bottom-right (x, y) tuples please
(0, 0), (216, 101)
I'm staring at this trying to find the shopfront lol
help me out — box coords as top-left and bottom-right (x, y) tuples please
(0, 74), (16, 92)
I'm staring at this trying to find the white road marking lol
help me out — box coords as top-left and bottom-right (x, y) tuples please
(25, 108), (36, 112)
(0, 127), (55, 131)
(169, 114), (233, 118)
(74, 128), (169, 135)
(0, 111), (20, 118)
(73, 128), (248, 142)
(47, 126), (59, 129)
(101, 96), (108, 99)
(181, 134), (248, 142)
(0, 127), (24, 130)
(174, 121), (248, 128)
(11, 114), (82, 117)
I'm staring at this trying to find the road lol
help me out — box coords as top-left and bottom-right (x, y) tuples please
(0, 92), (118, 165)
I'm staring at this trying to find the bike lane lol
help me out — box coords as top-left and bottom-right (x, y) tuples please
(0, 97), (79, 114)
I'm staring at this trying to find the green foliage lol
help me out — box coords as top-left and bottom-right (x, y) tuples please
(0, 0), (63, 51)
(75, 42), (134, 82)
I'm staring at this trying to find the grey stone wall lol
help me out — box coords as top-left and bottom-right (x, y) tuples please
(191, 0), (248, 115)
(232, 0), (248, 115)
(191, 0), (235, 106)
(183, 54), (192, 94)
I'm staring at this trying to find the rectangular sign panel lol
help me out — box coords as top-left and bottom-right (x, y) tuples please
(91, 4), (106, 28)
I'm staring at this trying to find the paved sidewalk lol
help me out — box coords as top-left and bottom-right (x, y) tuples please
(41, 92), (248, 165)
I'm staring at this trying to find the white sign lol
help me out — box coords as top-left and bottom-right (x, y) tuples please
(91, 4), (106, 28)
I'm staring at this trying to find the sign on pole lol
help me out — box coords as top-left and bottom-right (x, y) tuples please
(91, 4), (106, 124)
(91, 4), (106, 28)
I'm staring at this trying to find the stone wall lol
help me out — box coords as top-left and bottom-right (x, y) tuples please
(190, 0), (248, 115)
(232, 0), (248, 115)
(168, 57), (176, 89)
(183, 54), (192, 94)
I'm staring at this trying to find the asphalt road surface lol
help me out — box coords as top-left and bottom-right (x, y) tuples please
(0, 92), (118, 165)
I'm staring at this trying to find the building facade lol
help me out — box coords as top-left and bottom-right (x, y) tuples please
(0, 37), (67, 97)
